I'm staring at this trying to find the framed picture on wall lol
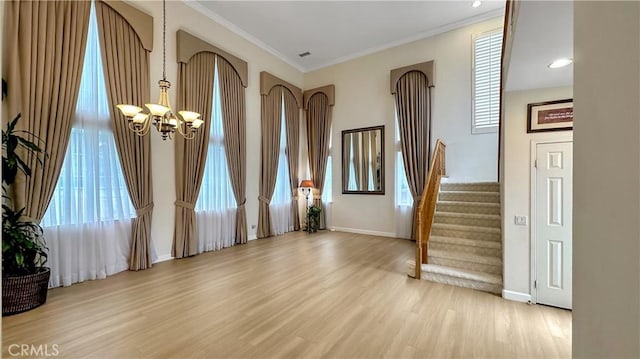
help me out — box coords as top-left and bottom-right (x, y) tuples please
(527, 99), (574, 133)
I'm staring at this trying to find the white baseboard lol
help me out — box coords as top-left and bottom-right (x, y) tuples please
(248, 234), (258, 241)
(502, 289), (532, 303)
(154, 254), (174, 263)
(331, 226), (397, 238)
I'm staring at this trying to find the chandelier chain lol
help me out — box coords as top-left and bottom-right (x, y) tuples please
(162, 0), (166, 81)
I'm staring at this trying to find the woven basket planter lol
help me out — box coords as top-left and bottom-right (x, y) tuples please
(2, 267), (50, 316)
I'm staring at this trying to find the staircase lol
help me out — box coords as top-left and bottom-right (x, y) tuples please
(408, 181), (503, 294)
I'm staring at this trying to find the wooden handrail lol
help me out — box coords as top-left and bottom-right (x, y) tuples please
(414, 140), (446, 279)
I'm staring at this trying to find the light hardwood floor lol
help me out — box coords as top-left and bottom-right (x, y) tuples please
(2, 231), (571, 358)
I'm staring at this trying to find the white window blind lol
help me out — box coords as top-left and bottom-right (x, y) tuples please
(472, 29), (502, 133)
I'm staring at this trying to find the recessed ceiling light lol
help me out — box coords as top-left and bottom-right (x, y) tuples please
(548, 58), (573, 69)
(472, 0), (482, 8)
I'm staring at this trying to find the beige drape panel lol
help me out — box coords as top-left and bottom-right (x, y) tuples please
(96, 1), (154, 270)
(257, 86), (284, 238)
(394, 71), (430, 240)
(172, 52), (215, 258)
(283, 89), (300, 231)
(305, 93), (332, 229)
(217, 57), (248, 244)
(2, 1), (90, 223)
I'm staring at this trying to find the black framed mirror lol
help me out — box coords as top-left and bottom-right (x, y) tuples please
(342, 125), (384, 195)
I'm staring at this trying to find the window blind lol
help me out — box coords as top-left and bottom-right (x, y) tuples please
(472, 29), (503, 133)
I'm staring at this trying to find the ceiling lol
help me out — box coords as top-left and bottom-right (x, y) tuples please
(189, 1), (505, 72)
(505, 1), (573, 91)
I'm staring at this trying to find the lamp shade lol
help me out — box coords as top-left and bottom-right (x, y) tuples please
(299, 179), (315, 188)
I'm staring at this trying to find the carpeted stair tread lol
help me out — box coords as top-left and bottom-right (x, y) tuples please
(406, 261), (503, 294)
(431, 223), (501, 234)
(418, 262), (502, 285)
(434, 211), (501, 228)
(430, 235), (501, 249)
(438, 191), (500, 203)
(440, 182), (500, 192)
(436, 201), (501, 215)
(437, 201), (500, 208)
(429, 249), (502, 266)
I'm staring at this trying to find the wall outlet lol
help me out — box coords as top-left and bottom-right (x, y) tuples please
(514, 215), (528, 226)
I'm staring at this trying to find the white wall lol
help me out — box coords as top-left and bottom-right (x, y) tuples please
(501, 86), (572, 298)
(129, 1), (303, 258)
(303, 17), (502, 236)
(573, 1), (640, 357)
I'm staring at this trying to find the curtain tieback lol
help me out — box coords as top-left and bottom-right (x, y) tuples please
(237, 199), (247, 209)
(258, 195), (271, 204)
(136, 202), (155, 216)
(175, 200), (195, 210)
(413, 195), (422, 202)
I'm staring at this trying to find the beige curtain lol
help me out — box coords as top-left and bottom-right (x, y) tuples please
(217, 56), (248, 244)
(257, 86), (284, 238)
(394, 71), (430, 240)
(3, 1), (91, 222)
(96, 2), (154, 270)
(305, 93), (332, 229)
(283, 89), (300, 231)
(172, 52), (216, 258)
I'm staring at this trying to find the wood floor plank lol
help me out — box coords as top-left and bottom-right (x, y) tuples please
(2, 231), (571, 358)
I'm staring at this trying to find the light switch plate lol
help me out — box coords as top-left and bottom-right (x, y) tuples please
(514, 215), (528, 226)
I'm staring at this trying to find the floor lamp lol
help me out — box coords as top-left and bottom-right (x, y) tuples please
(299, 180), (315, 233)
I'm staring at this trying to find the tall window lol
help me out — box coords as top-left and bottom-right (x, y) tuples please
(472, 29), (502, 134)
(321, 129), (333, 203)
(270, 94), (294, 235)
(42, 3), (136, 287)
(42, 4), (134, 227)
(395, 113), (413, 239)
(195, 59), (237, 252)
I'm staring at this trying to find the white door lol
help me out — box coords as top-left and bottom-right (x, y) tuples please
(535, 142), (573, 309)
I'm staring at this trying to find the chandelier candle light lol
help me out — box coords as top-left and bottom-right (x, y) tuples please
(116, 0), (203, 140)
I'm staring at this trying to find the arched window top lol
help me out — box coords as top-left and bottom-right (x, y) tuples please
(389, 60), (435, 94)
(303, 85), (335, 110)
(99, 0), (153, 51)
(176, 30), (248, 87)
(260, 71), (303, 109)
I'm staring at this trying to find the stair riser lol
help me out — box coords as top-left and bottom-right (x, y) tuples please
(440, 183), (500, 193)
(436, 203), (500, 215)
(429, 242), (501, 257)
(422, 272), (502, 294)
(434, 215), (501, 228)
(431, 227), (500, 242)
(439, 192), (500, 203)
(428, 257), (502, 275)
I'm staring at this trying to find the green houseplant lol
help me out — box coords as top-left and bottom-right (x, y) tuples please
(305, 205), (322, 233)
(2, 113), (50, 316)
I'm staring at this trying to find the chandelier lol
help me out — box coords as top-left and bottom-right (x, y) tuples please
(116, 0), (202, 140)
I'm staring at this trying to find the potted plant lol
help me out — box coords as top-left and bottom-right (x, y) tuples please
(2, 113), (49, 316)
(305, 205), (322, 233)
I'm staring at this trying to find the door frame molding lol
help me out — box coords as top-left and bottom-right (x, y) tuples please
(529, 136), (573, 304)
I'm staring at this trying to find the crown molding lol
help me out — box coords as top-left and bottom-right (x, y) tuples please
(305, 8), (505, 72)
(183, 1), (504, 74)
(182, 0), (307, 73)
